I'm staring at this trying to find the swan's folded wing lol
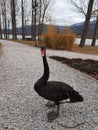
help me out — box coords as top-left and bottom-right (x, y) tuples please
(42, 81), (73, 101)
(45, 81), (73, 92)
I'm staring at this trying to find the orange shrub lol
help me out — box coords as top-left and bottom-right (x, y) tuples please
(42, 34), (53, 48)
(41, 24), (56, 48)
(40, 25), (76, 50)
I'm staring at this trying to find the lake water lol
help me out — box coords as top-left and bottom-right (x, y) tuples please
(76, 38), (98, 46)
(2, 35), (98, 46)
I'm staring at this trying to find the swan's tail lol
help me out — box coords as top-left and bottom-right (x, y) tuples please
(68, 89), (84, 103)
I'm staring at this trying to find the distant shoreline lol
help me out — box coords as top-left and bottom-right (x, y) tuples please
(1, 34), (98, 46)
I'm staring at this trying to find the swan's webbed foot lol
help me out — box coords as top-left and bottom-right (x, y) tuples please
(47, 101), (60, 122)
(47, 110), (59, 122)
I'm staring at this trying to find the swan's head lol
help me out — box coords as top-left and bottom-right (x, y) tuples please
(41, 46), (46, 57)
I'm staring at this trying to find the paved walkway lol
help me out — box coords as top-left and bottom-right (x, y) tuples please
(0, 40), (98, 130)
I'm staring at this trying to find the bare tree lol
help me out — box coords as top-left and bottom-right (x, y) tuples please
(10, 0), (17, 39)
(21, 0), (25, 40)
(0, 14), (2, 39)
(37, 0), (52, 39)
(3, 0), (7, 39)
(0, 0), (52, 41)
(91, 0), (98, 46)
(91, 15), (98, 46)
(0, 0), (11, 39)
(0, 1), (3, 39)
(0, 0), (8, 39)
(79, 0), (94, 47)
(71, 0), (89, 17)
(31, 0), (52, 44)
(37, 0), (42, 40)
(31, 0), (34, 40)
(71, 0), (97, 47)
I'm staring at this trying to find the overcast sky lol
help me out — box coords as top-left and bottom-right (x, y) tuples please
(50, 0), (85, 26)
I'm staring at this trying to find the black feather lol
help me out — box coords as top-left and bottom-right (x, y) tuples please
(34, 46), (84, 112)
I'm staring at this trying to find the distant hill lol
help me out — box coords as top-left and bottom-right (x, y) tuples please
(8, 20), (96, 37)
(70, 20), (96, 36)
(16, 24), (66, 35)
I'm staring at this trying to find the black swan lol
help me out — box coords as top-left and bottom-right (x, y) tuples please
(34, 46), (84, 113)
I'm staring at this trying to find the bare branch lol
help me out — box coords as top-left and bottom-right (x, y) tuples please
(70, 0), (87, 17)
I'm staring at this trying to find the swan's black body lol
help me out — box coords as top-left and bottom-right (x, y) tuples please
(34, 46), (84, 111)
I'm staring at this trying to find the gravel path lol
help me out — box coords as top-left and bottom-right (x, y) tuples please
(0, 40), (98, 130)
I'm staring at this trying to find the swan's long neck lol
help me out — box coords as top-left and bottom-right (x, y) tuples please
(34, 48), (49, 93)
(42, 55), (49, 82)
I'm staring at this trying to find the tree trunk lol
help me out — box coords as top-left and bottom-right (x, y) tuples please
(91, 16), (98, 46)
(31, 0), (34, 40)
(1, 1), (7, 39)
(4, 15), (7, 39)
(7, 20), (10, 39)
(38, 0), (41, 41)
(4, 1), (7, 39)
(21, 0), (25, 40)
(37, 0), (51, 40)
(0, 14), (2, 39)
(79, 0), (94, 47)
(10, 0), (17, 40)
(33, 0), (37, 46)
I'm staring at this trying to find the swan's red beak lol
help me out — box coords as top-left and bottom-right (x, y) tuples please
(41, 50), (45, 56)
(41, 46), (46, 56)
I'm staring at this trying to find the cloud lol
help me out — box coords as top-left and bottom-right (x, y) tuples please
(50, 0), (85, 25)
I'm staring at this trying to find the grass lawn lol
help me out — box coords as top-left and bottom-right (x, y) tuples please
(12, 40), (34, 46)
(12, 40), (98, 55)
(71, 44), (98, 55)
(0, 40), (98, 55)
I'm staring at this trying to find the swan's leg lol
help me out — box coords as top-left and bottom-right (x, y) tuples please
(55, 101), (60, 114)
(57, 104), (59, 113)
(47, 101), (59, 121)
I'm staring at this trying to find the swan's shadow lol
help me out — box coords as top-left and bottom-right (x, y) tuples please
(46, 100), (71, 122)
(47, 110), (59, 122)
(46, 101), (59, 122)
